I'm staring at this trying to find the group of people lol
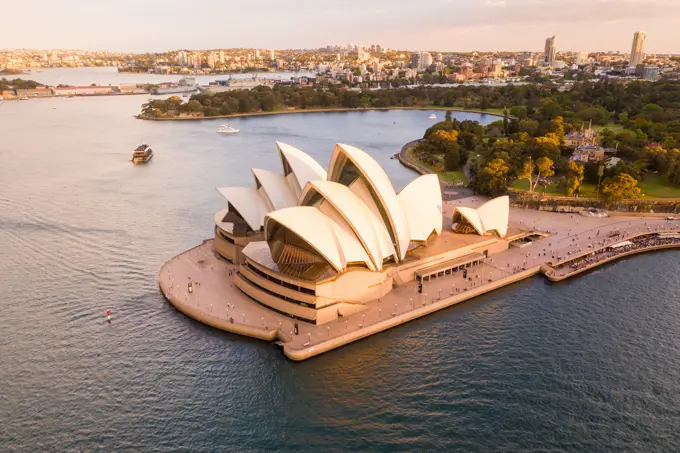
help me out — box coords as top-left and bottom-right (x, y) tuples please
(557, 232), (680, 273)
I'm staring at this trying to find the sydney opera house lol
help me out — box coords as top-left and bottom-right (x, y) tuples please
(213, 142), (510, 325)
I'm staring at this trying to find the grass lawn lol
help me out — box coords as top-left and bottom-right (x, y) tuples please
(512, 179), (599, 198)
(594, 123), (625, 133)
(513, 174), (680, 200)
(638, 174), (680, 198)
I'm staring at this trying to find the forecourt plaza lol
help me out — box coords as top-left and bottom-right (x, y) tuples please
(159, 142), (680, 360)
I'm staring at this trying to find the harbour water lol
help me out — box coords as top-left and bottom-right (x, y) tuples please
(10, 66), (312, 87)
(1, 73), (680, 451)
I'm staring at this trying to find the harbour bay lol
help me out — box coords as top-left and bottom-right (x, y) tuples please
(2, 71), (680, 452)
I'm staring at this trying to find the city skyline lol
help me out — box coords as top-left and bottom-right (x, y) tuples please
(2, 0), (680, 54)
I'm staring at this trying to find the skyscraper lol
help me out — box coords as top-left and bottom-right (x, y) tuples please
(411, 51), (433, 70)
(630, 31), (646, 67)
(544, 36), (556, 64)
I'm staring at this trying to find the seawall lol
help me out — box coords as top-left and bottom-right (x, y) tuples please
(284, 266), (542, 360)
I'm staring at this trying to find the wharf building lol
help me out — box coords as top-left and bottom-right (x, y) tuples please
(213, 142), (511, 325)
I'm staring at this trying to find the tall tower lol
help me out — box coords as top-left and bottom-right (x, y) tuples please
(630, 31), (646, 67)
(544, 36), (556, 63)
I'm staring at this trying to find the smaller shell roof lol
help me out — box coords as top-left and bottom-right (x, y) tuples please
(216, 187), (268, 231)
(452, 196), (509, 238)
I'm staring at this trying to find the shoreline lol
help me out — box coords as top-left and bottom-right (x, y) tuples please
(1, 92), (149, 101)
(158, 221), (680, 361)
(136, 106), (506, 121)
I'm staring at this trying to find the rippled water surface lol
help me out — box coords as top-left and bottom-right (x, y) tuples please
(2, 78), (680, 452)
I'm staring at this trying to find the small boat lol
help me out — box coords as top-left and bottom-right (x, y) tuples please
(428, 114), (437, 120)
(216, 124), (240, 134)
(19, 96), (28, 101)
(132, 144), (153, 164)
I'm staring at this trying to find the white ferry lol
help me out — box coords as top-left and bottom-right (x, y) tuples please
(216, 124), (240, 134)
(429, 114), (437, 120)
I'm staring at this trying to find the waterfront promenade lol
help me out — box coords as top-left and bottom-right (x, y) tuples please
(159, 200), (680, 360)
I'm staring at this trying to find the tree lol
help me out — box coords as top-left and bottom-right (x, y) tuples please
(548, 116), (565, 145)
(509, 105), (528, 120)
(472, 158), (510, 195)
(517, 158), (535, 191)
(518, 156), (554, 192)
(444, 143), (462, 171)
(186, 100), (203, 113)
(664, 136), (677, 150)
(536, 157), (555, 189)
(458, 131), (477, 151)
(601, 173), (641, 201)
(597, 164), (605, 198)
(565, 161), (585, 196)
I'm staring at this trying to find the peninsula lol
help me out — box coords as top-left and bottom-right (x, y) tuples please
(159, 141), (680, 361)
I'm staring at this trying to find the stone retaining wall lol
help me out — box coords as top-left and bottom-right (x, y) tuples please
(509, 191), (680, 214)
(284, 266), (542, 361)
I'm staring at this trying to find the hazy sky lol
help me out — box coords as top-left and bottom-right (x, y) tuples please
(3, 0), (680, 53)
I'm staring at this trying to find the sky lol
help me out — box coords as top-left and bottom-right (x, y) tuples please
(3, 0), (680, 53)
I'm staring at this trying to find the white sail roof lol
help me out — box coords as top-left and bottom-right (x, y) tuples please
(252, 168), (298, 211)
(300, 180), (393, 270)
(276, 141), (327, 196)
(477, 196), (509, 237)
(452, 196), (509, 238)
(398, 174), (443, 241)
(265, 207), (346, 271)
(216, 143), (326, 232)
(328, 143), (411, 262)
(216, 187), (269, 230)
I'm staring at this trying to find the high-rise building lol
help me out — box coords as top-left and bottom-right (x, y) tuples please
(207, 53), (216, 68)
(630, 31), (646, 67)
(477, 58), (492, 76)
(192, 54), (201, 69)
(219, 50), (225, 64)
(177, 51), (188, 67)
(254, 49), (261, 59)
(411, 51), (433, 70)
(643, 66), (659, 82)
(544, 36), (556, 63)
(269, 49), (275, 60)
(575, 52), (589, 65)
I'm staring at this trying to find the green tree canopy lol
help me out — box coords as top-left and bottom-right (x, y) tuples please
(601, 173), (642, 201)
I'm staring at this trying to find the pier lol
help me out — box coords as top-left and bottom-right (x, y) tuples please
(159, 202), (680, 361)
